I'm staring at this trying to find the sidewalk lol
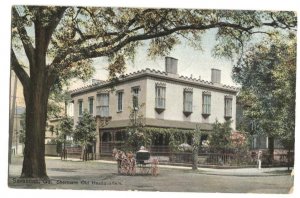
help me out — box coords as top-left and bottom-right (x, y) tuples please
(47, 156), (292, 176)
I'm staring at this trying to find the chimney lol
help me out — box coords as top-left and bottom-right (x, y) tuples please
(92, 79), (102, 84)
(165, 57), (178, 74)
(211, 69), (221, 84)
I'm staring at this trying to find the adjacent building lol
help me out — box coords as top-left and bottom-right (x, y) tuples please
(68, 57), (239, 157)
(11, 106), (25, 155)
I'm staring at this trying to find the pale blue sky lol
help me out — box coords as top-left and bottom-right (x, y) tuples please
(78, 29), (236, 90)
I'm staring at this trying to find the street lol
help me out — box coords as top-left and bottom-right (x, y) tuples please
(8, 156), (293, 193)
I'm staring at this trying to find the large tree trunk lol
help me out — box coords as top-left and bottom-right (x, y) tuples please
(11, 7), (66, 178)
(21, 75), (50, 178)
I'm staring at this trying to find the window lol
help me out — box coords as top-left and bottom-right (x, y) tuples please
(96, 93), (109, 117)
(224, 96), (232, 119)
(78, 100), (83, 116)
(202, 92), (211, 117)
(19, 129), (24, 143)
(117, 91), (123, 112)
(183, 89), (193, 116)
(49, 125), (54, 136)
(89, 97), (94, 115)
(155, 85), (166, 113)
(67, 101), (74, 117)
(132, 86), (140, 109)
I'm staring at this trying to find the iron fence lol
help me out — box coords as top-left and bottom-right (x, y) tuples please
(55, 144), (293, 167)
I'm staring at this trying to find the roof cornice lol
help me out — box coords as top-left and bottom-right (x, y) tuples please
(70, 68), (239, 97)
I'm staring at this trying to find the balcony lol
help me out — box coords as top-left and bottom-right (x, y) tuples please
(183, 102), (193, 117)
(155, 98), (165, 114)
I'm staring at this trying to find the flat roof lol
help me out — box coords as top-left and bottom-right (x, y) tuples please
(70, 68), (239, 97)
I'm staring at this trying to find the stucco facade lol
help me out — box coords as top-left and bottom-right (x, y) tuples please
(71, 78), (148, 125)
(69, 57), (238, 156)
(145, 76), (236, 129)
(70, 72), (237, 127)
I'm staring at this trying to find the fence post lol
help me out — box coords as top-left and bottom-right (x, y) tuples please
(64, 149), (67, 160)
(258, 150), (262, 170)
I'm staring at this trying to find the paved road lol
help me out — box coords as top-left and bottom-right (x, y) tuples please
(8, 156), (293, 193)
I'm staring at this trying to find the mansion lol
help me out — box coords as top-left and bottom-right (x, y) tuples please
(67, 57), (238, 156)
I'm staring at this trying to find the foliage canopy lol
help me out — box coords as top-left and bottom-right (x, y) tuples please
(233, 33), (296, 150)
(73, 111), (96, 148)
(56, 115), (74, 143)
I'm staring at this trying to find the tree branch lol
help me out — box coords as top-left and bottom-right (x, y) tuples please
(11, 49), (30, 93)
(44, 7), (67, 51)
(12, 7), (35, 66)
(91, 21), (255, 57)
(50, 8), (164, 69)
(51, 12), (293, 74)
(55, 21), (257, 70)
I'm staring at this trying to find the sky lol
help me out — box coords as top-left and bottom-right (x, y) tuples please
(88, 29), (236, 88)
(69, 28), (237, 91)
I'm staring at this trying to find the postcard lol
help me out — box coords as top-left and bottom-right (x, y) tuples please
(6, 1), (297, 197)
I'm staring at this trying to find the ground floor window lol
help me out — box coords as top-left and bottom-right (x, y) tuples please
(102, 132), (112, 142)
(115, 131), (128, 142)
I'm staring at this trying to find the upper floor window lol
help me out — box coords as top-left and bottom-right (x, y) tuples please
(132, 86), (140, 110)
(117, 91), (123, 112)
(88, 97), (94, 115)
(202, 92), (211, 117)
(66, 101), (74, 117)
(49, 125), (54, 136)
(96, 93), (109, 117)
(78, 100), (83, 116)
(183, 89), (193, 116)
(224, 96), (233, 119)
(155, 84), (166, 113)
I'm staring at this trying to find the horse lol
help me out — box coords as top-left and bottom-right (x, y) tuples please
(112, 148), (136, 175)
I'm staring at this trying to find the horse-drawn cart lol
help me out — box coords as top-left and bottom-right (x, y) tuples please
(136, 150), (151, 174)
(112, 148), (159, 176)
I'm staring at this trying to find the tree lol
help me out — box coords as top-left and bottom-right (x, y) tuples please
(208, 120), (232, 152)
(47, 89), (70, 119)
(233, 33), (296, 162)
(57, 115), (74, 159)
(11, 6), (296, 178)
(57, 116), (74, 142)
(73, 111), (96, 161)
(192, 125), (201, 170)
(126, 103), (149, 151)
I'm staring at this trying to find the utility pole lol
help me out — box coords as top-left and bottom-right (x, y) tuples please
(15, 107), (19, 155)
(8, 72), (18, 164)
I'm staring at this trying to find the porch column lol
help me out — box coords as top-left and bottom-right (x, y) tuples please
(112, 131), (116, 144)
(95, 117), (101, 159)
